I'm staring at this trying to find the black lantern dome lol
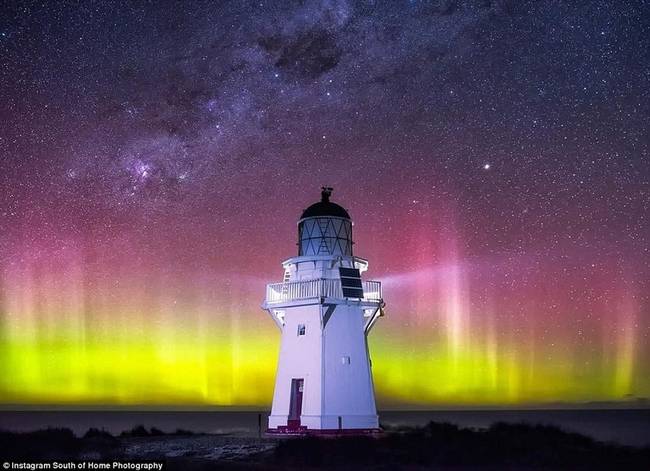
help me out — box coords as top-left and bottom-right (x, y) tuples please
(298, 187), (353, 257)
(300, 187), (351, 220)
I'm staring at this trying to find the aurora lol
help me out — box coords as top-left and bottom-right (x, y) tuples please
(1, 1), (648, 408)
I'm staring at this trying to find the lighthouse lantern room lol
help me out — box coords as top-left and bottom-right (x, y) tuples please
(262, 187), (385, 432)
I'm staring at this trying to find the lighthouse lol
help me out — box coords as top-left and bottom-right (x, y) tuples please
(262, 187), (385, 432)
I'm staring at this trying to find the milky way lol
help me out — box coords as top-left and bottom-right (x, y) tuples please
(0, 1), (648, 406)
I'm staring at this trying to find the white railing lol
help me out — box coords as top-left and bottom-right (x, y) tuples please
(265, 279), (382, 304)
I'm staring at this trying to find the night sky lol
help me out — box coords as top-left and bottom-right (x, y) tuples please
(1, 1), (648, 406)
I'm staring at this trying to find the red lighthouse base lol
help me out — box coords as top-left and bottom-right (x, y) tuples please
(266, 426), (382, 437)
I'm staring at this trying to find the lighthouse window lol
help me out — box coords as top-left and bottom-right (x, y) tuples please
(297, 324), (306, 336)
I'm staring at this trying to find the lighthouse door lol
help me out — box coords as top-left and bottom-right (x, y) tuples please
(287, 378), (304, 428)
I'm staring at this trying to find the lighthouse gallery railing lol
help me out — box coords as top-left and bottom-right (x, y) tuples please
(265, 279), (382, 304)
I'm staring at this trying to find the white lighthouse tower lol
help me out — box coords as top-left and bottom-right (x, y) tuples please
(262, 187), (385, 433)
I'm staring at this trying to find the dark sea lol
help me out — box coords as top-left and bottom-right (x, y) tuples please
(1, 409), (649, 447)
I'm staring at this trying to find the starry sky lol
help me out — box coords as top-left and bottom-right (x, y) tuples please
(0, 1), (648, 407)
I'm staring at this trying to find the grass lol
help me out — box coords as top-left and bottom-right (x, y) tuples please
(0, 421), (648, 469)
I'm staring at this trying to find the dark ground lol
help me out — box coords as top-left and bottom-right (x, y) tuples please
(1, 422), (649, 470)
